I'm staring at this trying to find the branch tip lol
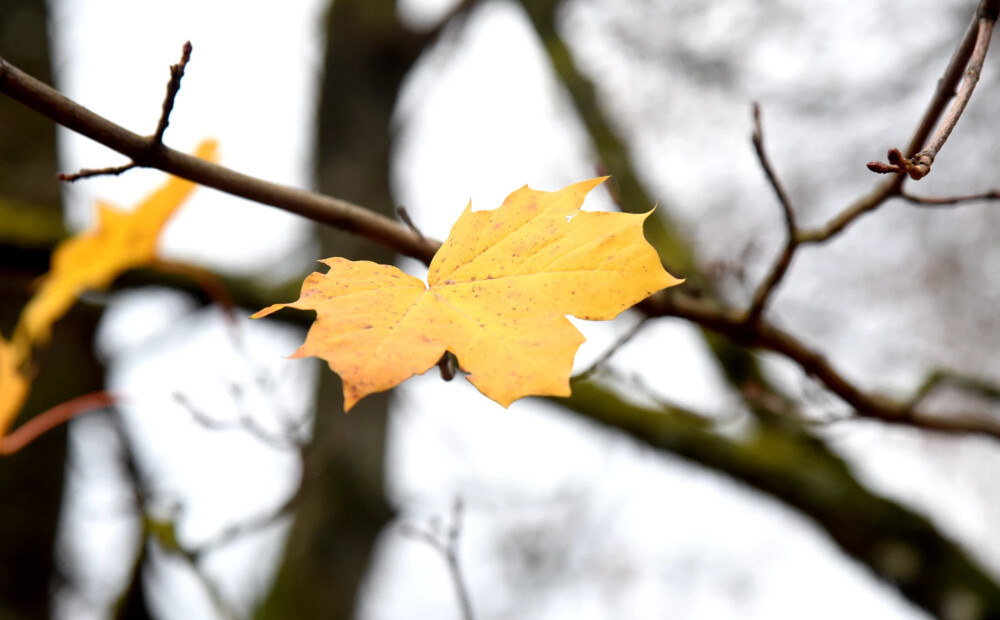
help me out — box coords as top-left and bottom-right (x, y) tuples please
(154, 40), (194, 144)
(868, 1), (996, 181)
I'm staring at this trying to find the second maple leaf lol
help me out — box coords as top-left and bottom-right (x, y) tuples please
(253, 177), (682, 410)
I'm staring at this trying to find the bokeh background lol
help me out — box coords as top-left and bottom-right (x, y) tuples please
(3, 0), (1000, 618)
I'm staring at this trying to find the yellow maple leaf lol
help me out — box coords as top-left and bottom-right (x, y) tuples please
(0, 333), (29, 439)
(255, 177), (682, 410)
(13, 140), (219, 350)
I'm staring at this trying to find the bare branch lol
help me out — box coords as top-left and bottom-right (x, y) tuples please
(58, 41), (194, 182)
(868, 0), (999, 180)
(795, 178), (900, 244)
(747, 103), (798, 323)
(643, 293), (1000, 441)
(0, 54), (441, 264)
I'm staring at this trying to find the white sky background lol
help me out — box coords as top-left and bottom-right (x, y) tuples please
(39, 0), (1000, 618)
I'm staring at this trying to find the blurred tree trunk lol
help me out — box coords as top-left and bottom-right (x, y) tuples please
(256, 1), (430, 617)
(0, 2), (109, 618)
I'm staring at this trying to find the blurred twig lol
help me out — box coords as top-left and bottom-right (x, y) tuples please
(401, 498), (476, 620)
(576, 316), (650, 380)
(175, 391), (305, 453)
(908, 369), (1000, 410)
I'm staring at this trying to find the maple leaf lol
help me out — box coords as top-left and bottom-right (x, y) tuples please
(13, 139), (219, 350)
(253, 177), (682, 410)
(0, 332), (29, 439)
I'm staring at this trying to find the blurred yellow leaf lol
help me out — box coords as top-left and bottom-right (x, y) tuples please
(0, 333), (29, 439)
(254, 177), (682, 410)
(14, 140), (218, 349)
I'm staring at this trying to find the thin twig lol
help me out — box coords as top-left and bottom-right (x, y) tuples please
(794, 178), (899, 244)
(190, 488), (302, 557)
(867, 0), (999, 180)
(900, 189), (1000, 206)
(57, 162), (137, 182)
(174, 392), (303, 452)
(747, 103), (798, 323)
(401, 498), (476, 620)
(0, 390), (117, 455)
(154, 41), (192, 144)
(576, 316), (650, 379)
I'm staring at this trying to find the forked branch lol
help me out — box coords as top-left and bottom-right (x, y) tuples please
(0, 53), (439, 264)
(58, 41), (193, 182)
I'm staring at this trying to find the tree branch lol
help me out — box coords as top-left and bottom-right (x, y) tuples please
(798, 0), (999, 243)
(58, 41), (192, 182)
(0, 55), (440, 265)
(867, 0), (999, 180)
(794, 178), (900, 244)
(644, 292), (1000, 441)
